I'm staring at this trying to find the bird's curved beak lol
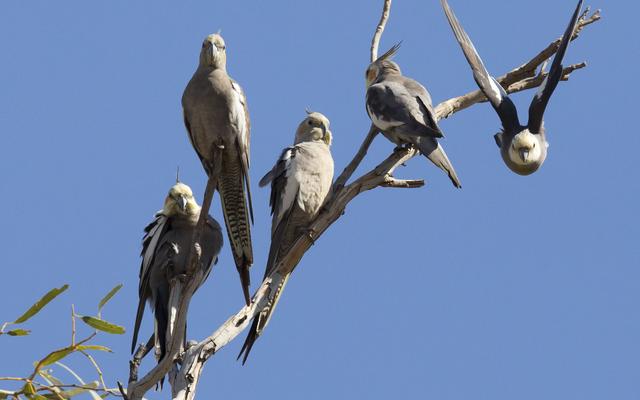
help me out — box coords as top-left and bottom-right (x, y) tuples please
(519, 148), (530, 163)
(178, 195), (188, 212)
(208, 43), (218, 60)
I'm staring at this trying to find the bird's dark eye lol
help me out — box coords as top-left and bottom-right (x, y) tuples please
(532, 142), (536, 148)
(221, 45), (226, 50)
(308, 120), (313, 126)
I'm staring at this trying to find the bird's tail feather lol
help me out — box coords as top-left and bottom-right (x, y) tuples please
(419, 139), (462, 188)
(131, 299), (146, 354)
(218, 152), (254, 305)
(237, 273), (291, 364)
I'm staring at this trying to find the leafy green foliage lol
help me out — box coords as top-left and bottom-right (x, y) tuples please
(97, 284), (123, 314)
(80, 317), (125, 335)
(0, 284), (124, 399)
(13, 285), (69, 324)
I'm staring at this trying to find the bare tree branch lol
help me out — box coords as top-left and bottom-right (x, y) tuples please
(336, 0), (393, 190)
(370, 0), (392, 62)
(122, 3), (601, 400)
(333, 124), (378, 190)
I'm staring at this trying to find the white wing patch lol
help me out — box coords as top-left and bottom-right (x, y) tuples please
(230, 80), (248, 151)
(536, 75), (549, 99)
(276, 156), (298, 224)
(488, 77), (504, 103)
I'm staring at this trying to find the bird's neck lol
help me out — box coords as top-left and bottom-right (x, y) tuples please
(198, 60), (226, 73)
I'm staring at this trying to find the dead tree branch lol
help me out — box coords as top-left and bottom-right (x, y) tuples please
(335, 0), (394, 190)
(370, 0), (392, 62)
(123, 2), (601, 400)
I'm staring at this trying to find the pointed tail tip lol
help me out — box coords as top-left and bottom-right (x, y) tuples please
(240, 266), (252, 306)
(237, 339), (253, 365)
(242, 287), (251, 306)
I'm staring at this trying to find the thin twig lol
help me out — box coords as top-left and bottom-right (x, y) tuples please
(333, 124), (379, 190)
(79, 350), (108, 391)
(70, 305), (76, 346)
(370, 0), (392, 62)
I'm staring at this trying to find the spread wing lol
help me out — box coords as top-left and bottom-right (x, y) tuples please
(528, 0), (583, 133)
(441, 0), (520, 132)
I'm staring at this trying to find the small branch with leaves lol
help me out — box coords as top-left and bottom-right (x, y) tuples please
(1, 284), (125, 400)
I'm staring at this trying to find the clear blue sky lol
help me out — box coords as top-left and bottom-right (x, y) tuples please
(1, 1), (637, 399)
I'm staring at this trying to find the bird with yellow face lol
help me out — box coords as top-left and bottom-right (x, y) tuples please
(238, 111), (334, 364)
(132, 181), (223, 371)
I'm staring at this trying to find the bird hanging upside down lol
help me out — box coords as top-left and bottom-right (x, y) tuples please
(441, 0), (584, 175)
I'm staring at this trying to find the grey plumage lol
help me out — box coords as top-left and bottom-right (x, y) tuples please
(238, 112), (334, 364)
(131, 182), (223, 368)
(182, 33), (253, 305)
(365, 44), (462, 188)
(441, 0), (583, 175)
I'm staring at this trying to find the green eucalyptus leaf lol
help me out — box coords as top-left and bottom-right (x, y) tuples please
(97, 284), (123, 312)
(76, 344), (113, 353)
(38, 370), (64, 387)
(80, 316), (125, 335)
(7, 328), (30, 336)
(13, 285), (69, 324)
(38, 346), (76, 367)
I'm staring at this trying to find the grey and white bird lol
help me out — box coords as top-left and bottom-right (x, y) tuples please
(182, 33), (253, 305)
(131, 182), (223, 366)
(441, 0), (583, 175)
(365, 44), (462, 188)
(238, 111), (334, 364)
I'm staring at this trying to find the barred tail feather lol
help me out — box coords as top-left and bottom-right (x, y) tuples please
(218, 152), (254, 305)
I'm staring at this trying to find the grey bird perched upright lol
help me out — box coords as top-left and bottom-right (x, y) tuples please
(365, 44), (462, 188)
(238, 111), (335, 364)
(182, 33), (253, 305)
(131, 182), (223, 366)
(441, 0), (583, 175)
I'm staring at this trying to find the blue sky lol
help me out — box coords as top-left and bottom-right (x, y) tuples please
(1, 0), (638, 399)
